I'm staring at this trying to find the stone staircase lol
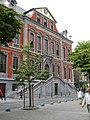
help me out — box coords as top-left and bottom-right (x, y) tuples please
(7, 76), (77, 99)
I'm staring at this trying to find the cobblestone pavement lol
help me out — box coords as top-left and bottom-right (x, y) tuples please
(0, 100), (89, 120)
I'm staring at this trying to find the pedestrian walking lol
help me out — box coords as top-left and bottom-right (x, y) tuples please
(0, 89), (3, 100)
(77, 88), (84, 104)
(82, 87), (90, 120)
(20, 90), (23, 99)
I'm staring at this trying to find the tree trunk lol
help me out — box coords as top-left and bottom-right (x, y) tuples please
(29, 82), (31, 107)
(23, 84), (25, 108)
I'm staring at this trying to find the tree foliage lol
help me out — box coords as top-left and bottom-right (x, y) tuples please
(13, 42), (49, 107)
(0, 4), (21, 46)
(70, 40), (90, 76)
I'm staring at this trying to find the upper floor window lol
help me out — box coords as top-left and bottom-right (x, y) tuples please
(63, 47), (66, 60)
(13, 56), (19, 69)
(68, 48), (70, 61)
(52, 64), (55, 76)
(0, 55), (6, 73)
(13, 34), (20, 48)
(57, 65), (60, 77)
(50, 22), (53, 30)
(30, 29), (35, 51)
(44, 18), (47, 27)
(68, 68), (71, 79)
(37, 14), (41, 24)
(37, 33), (42, 53)
(56, 44), (59, 57)
(44, 35), (49, 54)
(51, 42), (54, 55)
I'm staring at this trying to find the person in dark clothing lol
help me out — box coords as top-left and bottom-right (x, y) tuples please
(20, 90), (23, 99)
(0, 89), (3, 100)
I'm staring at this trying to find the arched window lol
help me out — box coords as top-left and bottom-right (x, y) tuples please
(51, 41), (54, 55)
(44, 35), (49, 54)
(37, 32), (42, 53)
(56, 43), (59, 58)
(63, 66), (66, 79)
(45, 64), (49, 72)
(30, 29), (35, 51)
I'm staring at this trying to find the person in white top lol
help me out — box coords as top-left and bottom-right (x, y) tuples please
(82, 87), (90, 119)
(77, 89), (84, 99)
(77, 88), (84, 104)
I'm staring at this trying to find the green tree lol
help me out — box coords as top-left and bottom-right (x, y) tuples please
(70, 40), (90, 79)
(0, 4), (21, 53)
(13, 42), (49, 108)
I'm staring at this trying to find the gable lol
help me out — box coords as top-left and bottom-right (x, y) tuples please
(36, 7), (57, 23)
(24, 7), (57, 23)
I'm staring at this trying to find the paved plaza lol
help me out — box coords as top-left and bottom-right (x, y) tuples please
(0, 99), (89, 120)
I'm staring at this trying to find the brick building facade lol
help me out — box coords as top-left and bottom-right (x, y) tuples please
(0, 2), (73, 97)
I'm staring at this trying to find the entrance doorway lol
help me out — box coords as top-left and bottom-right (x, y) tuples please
(55, 83), (58, 95)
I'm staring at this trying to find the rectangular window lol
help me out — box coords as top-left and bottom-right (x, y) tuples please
(30, 33), (34, 51)
(56, 44), (59, 57)
(13, 56), (19, 69)
(68, 68), (71, 79)
(51, 42), (54, 55)
(45, 39), (48, 54)
(63, 47), (66, 60)
(37, 36), (41, 53)
(50, 22), (53, 30)
(63, 66), (66, 79)
(52, 64), (55, 76)
(57, 65), (60, 76)
(37, 14), (41, 24)
(13, 34), (20, 48)
(0, 55), (6, 73)
(68, 48), (70, 61)
(44, 18), (47, 27)
(38, 62), (41, 72)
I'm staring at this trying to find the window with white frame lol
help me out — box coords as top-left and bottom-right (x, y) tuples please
(30, 30), (34, 51)
(63, 66), (66, 79)
(37, 33), (42, 53)
(51, 42), (54, 55)
(52, 64), (55, 76)
(68, 68), (71, 79)
(38, 62), (41, 72)
(50, 21), (53, 30)
(13, 34), (20, 48)
(56, 43), (59, 57)
(0, 54), (6, 73)
(68, 48), (70, 61)
(57, 65), (60, 77)
(13, 56), (19, 69)
(63, 47), (66, 60)
(44, 35), (48, 54)
(37, 14), (41, 24)
(44, 18), (47, 27)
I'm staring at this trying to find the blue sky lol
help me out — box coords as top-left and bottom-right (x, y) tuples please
(17, 0), (90, 50)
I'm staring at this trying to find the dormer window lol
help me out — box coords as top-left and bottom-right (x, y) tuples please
(50, 21), (53, 30)
(44, 18), (47, 27)
(37, 14), (41, 24)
